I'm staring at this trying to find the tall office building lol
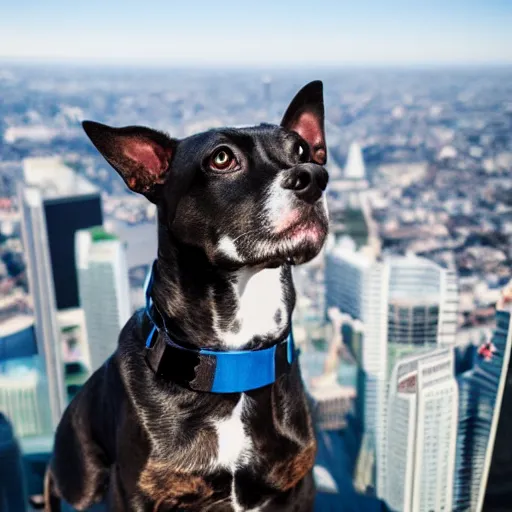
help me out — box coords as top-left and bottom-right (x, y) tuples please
(18, 185), (66, 429)
(387, 254), (459, 348)
(44, 195), (103, 310)
(19, 157), (103, 418)
(325, 240), (459, 498)
(23, 157), (103, 311)
(75, 227), (131, 372)
(344, 142), (366, 180)
(325, 238), (389, 497)
(453, 310), (512, 511)
(385, 348), (458, 512)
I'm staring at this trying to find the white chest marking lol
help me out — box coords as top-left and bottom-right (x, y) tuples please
(214, 397), (264, 511)
(214, 396), (251, 471)
(217, 267), (285, 349)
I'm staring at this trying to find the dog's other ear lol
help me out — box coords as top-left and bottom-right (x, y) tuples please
(281, 80), (327, 165)
(82, 121), (175, 201)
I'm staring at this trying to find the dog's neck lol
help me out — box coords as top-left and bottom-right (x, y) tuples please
(151, 222), (296, 351)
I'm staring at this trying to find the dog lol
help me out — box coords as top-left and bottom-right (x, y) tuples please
(45, 80), (329, 512)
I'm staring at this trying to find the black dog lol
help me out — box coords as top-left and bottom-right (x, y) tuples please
(45, 81), (329, 511)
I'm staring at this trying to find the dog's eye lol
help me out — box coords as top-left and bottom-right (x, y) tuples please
(210, 148), (237, 171)
(296, 142), (308, 162)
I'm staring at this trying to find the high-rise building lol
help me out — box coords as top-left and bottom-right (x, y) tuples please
(344, 142), (366, 180)
(325, 240), (459, 498)
(44, 195), (103, 310)
(23, 157), (103, 311)
(325, 238), (389, 438)
(385, 347), (458, 512)
(18, 157), (103, 417)
(453, 310), (512, 511)
(75, 227), (131, 373)
(17, 185), (66, 429)
(387, 254), (459, 348)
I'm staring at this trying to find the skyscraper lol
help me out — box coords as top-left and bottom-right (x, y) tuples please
(44, 194), (103, 310)
(387, 254), (459, 348)
(344, 142), (366, 180)
(325, 240), (459, 498)
(75, 227), (131, 373)
(453, 310), (512, 511)
(385, 347), (458, 512)
(22, 157), (103, 311)
(17, 185), (66, 429)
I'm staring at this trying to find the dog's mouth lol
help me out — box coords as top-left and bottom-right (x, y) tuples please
(278, 217), (325, 242)
(215, 205), (328, 269)
(263, 210), (328, 267)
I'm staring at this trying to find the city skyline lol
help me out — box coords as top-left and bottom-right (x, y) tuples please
(0, 61), (511, 510)
(1, 0), (511, 66)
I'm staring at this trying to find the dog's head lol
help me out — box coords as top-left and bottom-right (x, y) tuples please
(83, 81), (329, 268)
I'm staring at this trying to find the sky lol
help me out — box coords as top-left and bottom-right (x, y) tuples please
(0, 0), (511, 67)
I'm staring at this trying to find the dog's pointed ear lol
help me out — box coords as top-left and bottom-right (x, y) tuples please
(82, 121), (176, 202)
(281, 80), (327, 165)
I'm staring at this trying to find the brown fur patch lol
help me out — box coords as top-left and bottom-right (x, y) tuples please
(138, 459), (214, 510)
(268, 441), (317, 492)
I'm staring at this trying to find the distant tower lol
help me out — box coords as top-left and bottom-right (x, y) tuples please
(262, 75), (272, 105)
(344, 142), (366, 180)
(18, 185), (66, 429)
(75, 227), (131, 373)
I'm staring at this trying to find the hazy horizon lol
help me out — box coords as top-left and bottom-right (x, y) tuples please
(1, 0), (511, 67)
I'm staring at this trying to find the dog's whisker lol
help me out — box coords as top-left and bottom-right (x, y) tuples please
(232, 227), (267, 243)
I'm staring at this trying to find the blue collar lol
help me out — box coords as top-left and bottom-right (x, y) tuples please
(143, 261), (296, 394)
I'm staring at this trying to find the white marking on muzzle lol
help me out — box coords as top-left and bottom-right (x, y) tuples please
(217, 235), (243, 262)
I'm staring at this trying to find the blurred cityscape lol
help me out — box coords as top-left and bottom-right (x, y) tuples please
(0, 63), (512, 511)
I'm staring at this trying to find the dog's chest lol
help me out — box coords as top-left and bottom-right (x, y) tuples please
(212, 396), (260, 512)
(216, 267), (287, 349)
(212, 396), (251, 471)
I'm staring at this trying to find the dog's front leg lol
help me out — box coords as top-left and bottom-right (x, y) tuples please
(105, 463), (147, 512)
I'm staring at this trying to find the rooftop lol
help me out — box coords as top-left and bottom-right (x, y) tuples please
(88, 225), (119, 243)
(0, 314), (35, 338)
(23, 156), (98, 198)
(76, 228), (123, 269)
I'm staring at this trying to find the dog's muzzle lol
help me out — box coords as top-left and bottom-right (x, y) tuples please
(281, 163), (328, 204)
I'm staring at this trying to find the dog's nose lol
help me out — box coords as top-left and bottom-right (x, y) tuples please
(281, 164), (329, 204)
